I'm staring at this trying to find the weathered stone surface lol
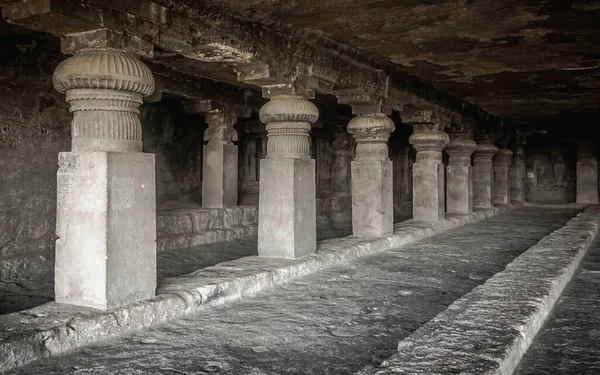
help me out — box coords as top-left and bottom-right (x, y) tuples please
(446, 133), (477, 215)
(0, 204), (516, 372)
(257, 92), (318, 259)
(493, 148), (513, 205)
(473, 138), (498, 209)
(515, 231), (600, 375)
(1, 206), (580, 374)
(576, 145), (598, 204)
(525, 135), (577, 203)
(357, 205), (600, 375)
(157, 205), (258, 252)
(348, 113), (394, 236)
(55, 151), (157, 310)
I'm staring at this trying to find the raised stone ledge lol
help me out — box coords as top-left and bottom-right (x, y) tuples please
(0, 204), (517, 372)
(356, 205), (600, 375)
(156, 205), (258, 252)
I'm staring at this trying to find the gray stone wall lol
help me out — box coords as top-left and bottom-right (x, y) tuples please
(0, 37), (205, 272)
(525, 138), (577, 203)
(0, 36), (70, 263)
(140, 100), (204, 203)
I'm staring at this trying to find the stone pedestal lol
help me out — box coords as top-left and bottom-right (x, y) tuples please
(52, 44), (156, 309)
(348, 113), (394, 236)
(406, 112), (449, 222)
(257, 93), (318, 258)
(493, 149), (513, 205)
(446, 133), (476, 214)
(473, 139), (498, 209)
(55, 152), (156, 310)
(202, 112), (238, 208)
(510, 157), (525, 203)
(577, 145), (599, 204)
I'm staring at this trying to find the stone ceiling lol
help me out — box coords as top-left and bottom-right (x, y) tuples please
(207, 0), (600, 128)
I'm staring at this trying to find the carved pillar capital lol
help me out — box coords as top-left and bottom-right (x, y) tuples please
(405, 111), (450, 162)
(473, 141), (498, 163)
(259, 94), (319, 159)
(53, 48), (155, 152)
(184, 100), (239, 143)
(446, 132), (477, 166)
(493, 148), (514, 166)
(347, 113), (394, 161)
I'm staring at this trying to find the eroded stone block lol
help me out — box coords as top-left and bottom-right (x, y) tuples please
(55, 151), (156, 310)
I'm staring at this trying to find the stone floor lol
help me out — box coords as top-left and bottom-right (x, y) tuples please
(0, 214), (412, 315)
(3, 207), (579, 375)
(515, 228), (600, 375)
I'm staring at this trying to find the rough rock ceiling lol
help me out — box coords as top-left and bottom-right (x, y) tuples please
(208, 0), (600, 127)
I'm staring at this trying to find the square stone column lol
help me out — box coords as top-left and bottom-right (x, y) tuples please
(576, 144), (599, 204)
(473, 137), (498, 209)
(446, 132), (477, 214)
(405, 111), (449, 222)
(184, 101), (239, 208)
(493, 149), (513, 205)
(330, 132), (354, 197)
(510, 156), (525, 203)
(257, 87), (318, 258)
(52, 31), (157, 309)
(347, 113), (394, 236)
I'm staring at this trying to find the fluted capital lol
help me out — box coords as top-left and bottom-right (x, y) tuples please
(347, 113), (394, 139)
(53, 50), (155, 96)
(474, 142), (498, 159)
(259, 95), (319, 124)
(409, 130), (449, 153)
(494, 148), (513, 165)
(52, 49), (155, 152)
(446, 136), (477, 157)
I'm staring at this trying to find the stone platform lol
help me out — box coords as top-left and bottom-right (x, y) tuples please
(157, 200), (258, 252)
(3, 205), (590, 375)
(515, 221), (600, 375)
(358, 205), (600, 375)
(0, 206), (512, 372)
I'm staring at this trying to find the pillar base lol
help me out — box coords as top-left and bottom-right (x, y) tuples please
(202, 142), (238, 208)
(413, 163), (445, 222)
(55, 151), (156, 310)
(351, 159), (393, 236)
(577, 161), (599, 204)
(447, 165), (473, 214)
(258, 157), (316, 259)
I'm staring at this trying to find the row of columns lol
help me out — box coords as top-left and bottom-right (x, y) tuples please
(50, 34), (598, 311)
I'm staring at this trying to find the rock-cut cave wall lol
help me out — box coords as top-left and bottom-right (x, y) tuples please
(0, 36), (205, 279)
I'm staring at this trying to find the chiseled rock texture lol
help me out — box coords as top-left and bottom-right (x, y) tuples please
(0, 207), (578, 374)
(515, 229), (600, 375)
(358, 205), (600, 375)
(0, 205), (513, 372)
(157, 203), (258, 252)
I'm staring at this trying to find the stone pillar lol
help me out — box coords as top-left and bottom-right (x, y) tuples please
(473, 137), (498, 209)
(446, 132), (477, 214)
(493, 149), (513, 205)
(330, 131), (353, 197)
(53, 36), (156, 309)
(510, 157), (525, 203)
(576, 144), (599, 204)
(406, 111), (449, 222)
(347, 113), (394, 236)
(257, 89), (319, 258)
(184, 101), (238, 208)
